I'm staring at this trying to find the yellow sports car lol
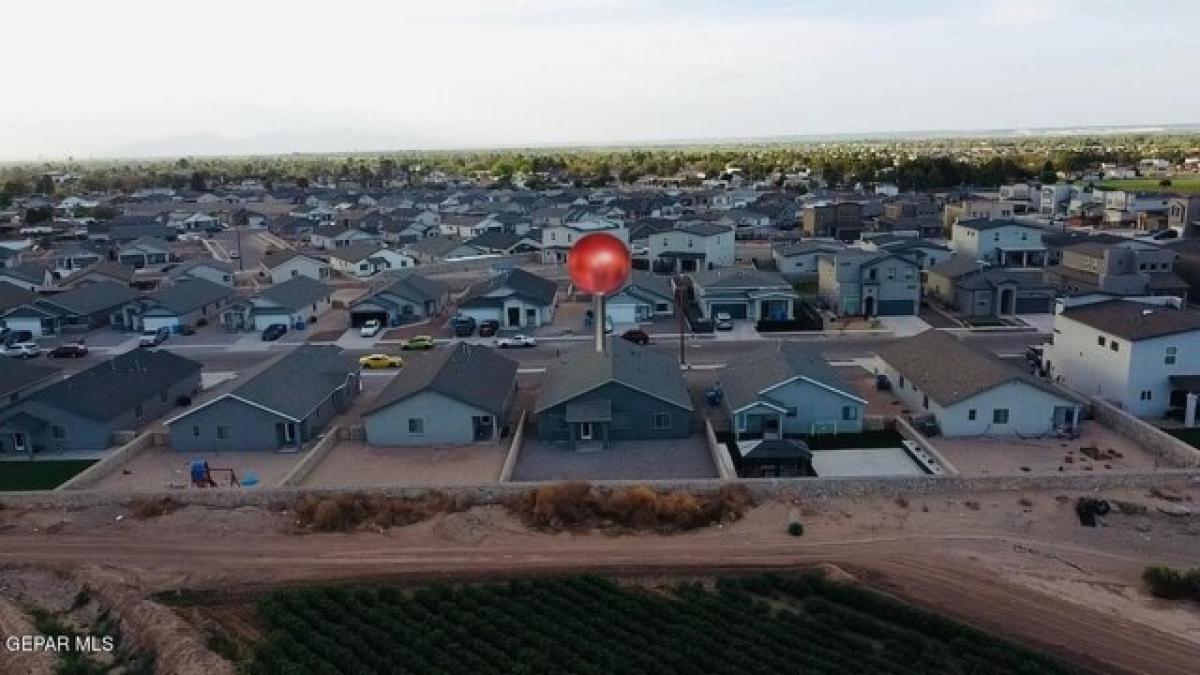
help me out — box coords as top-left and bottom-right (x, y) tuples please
(358, 353), (404, 369)
(401, 335), (436, 350)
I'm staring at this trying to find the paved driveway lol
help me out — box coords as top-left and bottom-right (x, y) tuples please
(512, 435), (717, 481)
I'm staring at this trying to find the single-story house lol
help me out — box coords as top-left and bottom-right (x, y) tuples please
(875, 330), (1083, 437)
(605, 270), (674, 324)
(464, 231), (541, 255)
(363, 343), (518, 445)
(534, 342), (693, 450)
(0, 349), (201, 454)
(116, 237), (171, 269)
(309, 224), (376, 250)
(347, 274), (449, 328)
(722, 343), (866, 444)
(327, 243), (415, 278)
(457, 268), (558, 329)
(115, 278), (237, 332)
(166, 345), (358, 452)
(688, 268), (798, 322)
(56, 261), (137, 290)
(260, 249), (332, 285)
(167, 258), (236, 287)
(0, 263), (54, 292)
(404, 235), (482, 264)
(925, 256), (1055, 317)
(0, 359), (60, 407)
(220, 275), (333, 332)
(2, 281), (139, 337)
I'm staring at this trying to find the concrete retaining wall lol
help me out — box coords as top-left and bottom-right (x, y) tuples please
(894, 417), (960, 476)
(57, 433), (168, 491)
(704, 418), (736, 480)
(498, 412), (527, 482)
(1091, 397), (1200, 469)
(277, 426), (344, 487)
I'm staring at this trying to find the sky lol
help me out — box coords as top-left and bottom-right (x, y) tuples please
(3, 0), (1199, 159)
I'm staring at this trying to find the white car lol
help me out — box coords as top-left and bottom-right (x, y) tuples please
(2, 342), (42, 358)
(360, 319), (383, 337)
(139, 327), (170, 347)
(714, 312), (734, 330)
(495, 334), (537, 349)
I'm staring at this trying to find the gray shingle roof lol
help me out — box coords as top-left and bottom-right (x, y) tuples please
(0, 283), (36, 312)
(721, 343), (862, 413)
(1060, 299), (1200, 341)
(145, 278), (235, 314)
(255, 276), (332, 311)
(199, 345), (355, 421)
(167, 257), (234, 278)
(690, 267), (792, 290)
(365, 343), (517, 416)
(329, 242), (383, 263)
(876, 330), (1078, 407)
(405, 236), (464, 258)
(0, 359), (59, 399)
(0, 263), (49, 285)
(40, 281), (140, 315)
(535, 341), (693, 413)
(358, 273), (447, 307)
(461, 268), (557, 308)
(18, 349), (200, 422)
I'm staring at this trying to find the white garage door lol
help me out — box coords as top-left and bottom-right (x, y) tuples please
(606, 302), (637, 325)
(254, 313), (295, 331)
(457, 307), (500, 324)
(141, 316), (181, 332)
(3, 317), (46, 337)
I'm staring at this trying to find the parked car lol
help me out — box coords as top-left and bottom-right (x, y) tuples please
(358, 353), (404, 369)
(138, 327), (170, 347)
(496, 334), (536, 349)
(48, 342), (88, 358)
(714, 312), (734, 330)
(400, 335), (436, 351)
(620, 329), (650, 345)
(2, 342), (42, 359)
(261, 323), (288, 341)
(478, 320), (500, 337)
(360, 319), (383, 338)
(451, 316), (476, 337)
(3, 329), (34, 345)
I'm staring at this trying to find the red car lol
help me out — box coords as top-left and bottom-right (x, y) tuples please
(48, 342), (89, 358)
(478, 320), (500, 337)
(620, 329), (650, 346)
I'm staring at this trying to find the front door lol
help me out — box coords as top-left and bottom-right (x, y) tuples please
(13, 432), (27, 454)
(507, 307), (521, 327)
(579, 422), (594, 441)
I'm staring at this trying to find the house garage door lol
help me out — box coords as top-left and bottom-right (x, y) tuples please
(1015, 297), (1052, 314)
(876, 299), (916, 316)
(349, 310), (389, 328)
(710, 303), (747, 319)
(141, 316), (181, 332)
(254, 313), (295, 331)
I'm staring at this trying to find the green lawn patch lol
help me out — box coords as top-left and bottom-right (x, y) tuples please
(1096, 177), (1200, 195)
(0, 459), (97, 491)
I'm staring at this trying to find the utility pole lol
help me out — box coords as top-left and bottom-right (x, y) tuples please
(235, 224), (245, 272)
(676, 285), (687, 367)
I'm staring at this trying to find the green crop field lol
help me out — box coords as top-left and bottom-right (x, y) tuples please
(240, 574), (1082, 675)
(0, 459), (96, 491)
(1096, 177), (1200, 195)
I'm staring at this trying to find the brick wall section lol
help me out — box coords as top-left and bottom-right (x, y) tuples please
(55, 432), (168, 491)
(1091, 397), (1200, 469)
(10, 469), (1196, 511)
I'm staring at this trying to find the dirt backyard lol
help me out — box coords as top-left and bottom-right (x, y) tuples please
(1, 482), (1198, 674)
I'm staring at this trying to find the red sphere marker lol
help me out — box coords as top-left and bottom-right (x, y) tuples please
(567, 232), (631, 295)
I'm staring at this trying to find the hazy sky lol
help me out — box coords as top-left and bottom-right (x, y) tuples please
(4, 0), (1199, 159)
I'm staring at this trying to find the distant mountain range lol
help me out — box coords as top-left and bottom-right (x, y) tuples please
(102, 128), (448, 159)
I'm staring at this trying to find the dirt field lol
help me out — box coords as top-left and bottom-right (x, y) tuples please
(300, 441), (507, 487)
(1, 482), (1199, 674)
(936, 421), (1157, 476)
(90, 446), (304, 491)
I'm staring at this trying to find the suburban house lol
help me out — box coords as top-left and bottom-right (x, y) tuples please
(2, 281), (139, 337)
(166, 345), (358, 452)
(0, 359), (59, 408)
(0, 263), (55, 292)
(166, 258), (236, 287)
(539, 220), (628, 264)
(1043, 298), (1200, 419)
(52, 244), (103, 275)
(309, 224), (376, 250)
(877, 330), (1083, 437)
(722, 343), (866, 443)
(925, 256), (1055, 317)
(858, 236), (955, 271)
(464, 231), (542, 255)
(0, 349), (201, 454)
(457, 268), (558, 329)
(688, 268), (798, 322)
(260, 249), (332, 284)
(647, 222), (735, 273)
(99, 217), (174, 244)
(0, 284), (37, 318)
(404, 235), (482, 264)
(169, 212), (221, 232)
(57, 261), (136, 290)
(115, 278), (237, 332)
(801, 202), (865, 241)
(605, 270), (674, 324)
(771, 240), (845, 280)
(949, 219), (1047, 267)
(220, 276), (333, 332)
(325, 243), (415, 278)
(1044, 239), (1188, 303)
(943, 197), (1016, 229)
(116, 237), (171, 269)
(363, 343), (518, 445)
(817, 250), (921, 317)
(347, 274), (449, 328)
(438, 214), (493, 239)
(534, 342), (693, 449)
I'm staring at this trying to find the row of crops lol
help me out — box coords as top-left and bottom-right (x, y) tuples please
(242, 574), (1082, 675)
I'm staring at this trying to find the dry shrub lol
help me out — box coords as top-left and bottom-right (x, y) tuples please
(507, 482), (753, 533)
(126, 496), (183, 519)
(293, 491), (470, 532)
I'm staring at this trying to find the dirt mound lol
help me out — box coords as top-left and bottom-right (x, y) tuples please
(0, 596), (56, 675)
(432, 510), (489, 544)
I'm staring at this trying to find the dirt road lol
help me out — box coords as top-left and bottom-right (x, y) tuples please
(2, 489), (1198, 674)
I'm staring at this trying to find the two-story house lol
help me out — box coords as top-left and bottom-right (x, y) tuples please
(817, 250), (921, 317)
(949, 219), (1047, 267)
(647, 223), (734, 273)
(1045, 239), (1188, 303)
(801, 202), (864, 241)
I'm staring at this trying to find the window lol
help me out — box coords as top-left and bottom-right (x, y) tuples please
(134, 405), (144, 420)
(922, 395), (929, 410)
(886, 267), (896, 281)
(1110, 341), (1119, 352)
(784, 407), (797, 417)
(192, 426), (200, 437)
(1165, 347), (1177, 365)
(654, 412), (671, 429)
(216, 426), (230, 440)
(841, 406), (858, 421)
(968, 409), (977, 421)
(993, 409), (1010, 424)
(1097, 335), (1106, 346)
(51, 425), (66, 440)
(408, 418), (425, 435)
(1140, 390), (1153, 401)
(898, 375), (905, 389)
